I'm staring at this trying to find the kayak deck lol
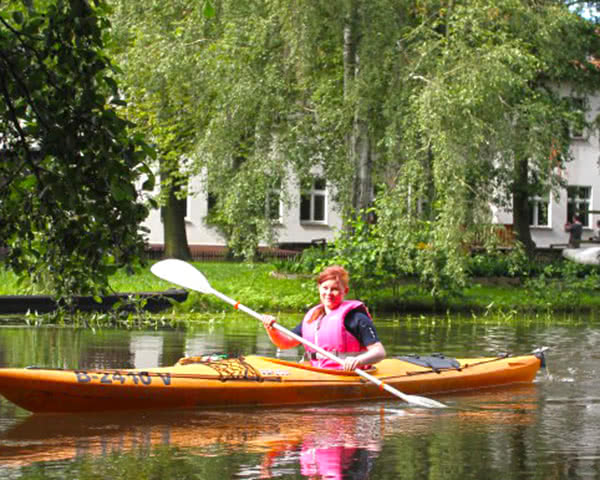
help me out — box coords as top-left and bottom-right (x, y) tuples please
(0, 353), (543, 413)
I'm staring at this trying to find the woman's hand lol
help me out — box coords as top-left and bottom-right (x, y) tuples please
(343, 356), (361, 371)
(261, 315), (276, 330)
(342, 342), (386, 371)
(260, 315), (300, 350)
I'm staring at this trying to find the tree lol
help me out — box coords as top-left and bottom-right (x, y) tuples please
(190, 0), (304, 258)
(252, 0), (600, 293)
(344, 0), (372, 215)
(0, 0), (154, 296)
(111, 0), (600, 295)
(108, 1), (213, 260)
(368, 0), (600, 292)
(108, 1), (405, 258)
(194, 1), (410, 253)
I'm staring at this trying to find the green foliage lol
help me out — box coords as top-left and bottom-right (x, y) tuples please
(274, 207), (466, 300)
(272, 245), (328, 274)
(319, 212), (388, 283)
(524, 260), (600, 306)
(466, 245), (534, 278)
(110, 0), (600, 288)
(372, 0), (600, 294)
(0, 0), (154, 297)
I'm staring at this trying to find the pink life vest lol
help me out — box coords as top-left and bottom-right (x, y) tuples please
(300, 444), (357, 480)
(301, 300), (369, 369)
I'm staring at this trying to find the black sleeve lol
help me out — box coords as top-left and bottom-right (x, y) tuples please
(344, 309), (380, 347)
(291, 321), (303, 337)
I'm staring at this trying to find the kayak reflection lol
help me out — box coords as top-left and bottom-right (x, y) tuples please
(253, 410), (383, 480)
(0, 384), (539, 478)
(0, 404), (389, 475)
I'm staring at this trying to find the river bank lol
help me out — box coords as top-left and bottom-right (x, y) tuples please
(1, 261), (599, 320)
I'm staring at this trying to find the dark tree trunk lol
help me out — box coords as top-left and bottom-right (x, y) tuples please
(344, 1), (373, 217)
(162, 187), (191, 260)
(512, 157), (536, 256)
(160, 156), (191, 260)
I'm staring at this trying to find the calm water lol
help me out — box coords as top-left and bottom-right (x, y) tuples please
(0, 316), (599, 479)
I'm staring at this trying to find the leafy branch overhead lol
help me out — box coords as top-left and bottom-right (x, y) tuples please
(2, 0), (600, 301)
(0, 0), (155, 296)
(113, 0), (600, 294)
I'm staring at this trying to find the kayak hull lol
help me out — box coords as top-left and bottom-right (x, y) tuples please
(0, 354), (543, 413)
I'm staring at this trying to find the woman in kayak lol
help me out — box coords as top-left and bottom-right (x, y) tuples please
(261, 265), (386, 371)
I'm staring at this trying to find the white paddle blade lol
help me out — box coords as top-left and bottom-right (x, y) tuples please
(405, 394), (447, 409)
(150, 259), (213, 294)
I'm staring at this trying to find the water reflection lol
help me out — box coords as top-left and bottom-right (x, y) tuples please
(1, 319), (600, 479)
(0, 385), (542, 478)
(0, 406), (386, 472)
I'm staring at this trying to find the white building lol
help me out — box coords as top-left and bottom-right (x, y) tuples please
(494, 90), (600, 248)
(143, 173), (344, 254)
(143, 94), (600, 252)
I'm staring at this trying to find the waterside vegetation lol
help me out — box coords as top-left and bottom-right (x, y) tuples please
(1, 247), (600, 328)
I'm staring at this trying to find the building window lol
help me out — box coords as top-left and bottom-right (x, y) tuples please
(300, 177), (327, 223)
(569, 97), (587, 139)
(266, 186), (282, 222)
(207, 191), (218, 213)
(567, 186), (591, 227)
(528, 195), (550, 227)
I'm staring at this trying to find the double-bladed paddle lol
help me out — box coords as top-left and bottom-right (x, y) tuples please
(151, 259), (447, 409)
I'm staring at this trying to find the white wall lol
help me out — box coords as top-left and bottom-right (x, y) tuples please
(142, 173), (343, 248)
(495, 89), (600, 248)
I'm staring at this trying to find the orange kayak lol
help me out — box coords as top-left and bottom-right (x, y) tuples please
(0, 352), (544, 413)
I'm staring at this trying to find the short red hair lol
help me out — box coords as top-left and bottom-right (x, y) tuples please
(317, 265), (349, 290)
(307, 265), (350, 323)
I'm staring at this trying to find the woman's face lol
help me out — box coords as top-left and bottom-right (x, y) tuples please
(319, 278), (347, 312)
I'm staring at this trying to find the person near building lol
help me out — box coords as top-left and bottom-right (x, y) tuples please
(565, 215), (583, 248)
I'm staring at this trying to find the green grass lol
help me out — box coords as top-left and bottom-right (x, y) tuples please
(156, 262), (318, 315)
(2, 261), (600, 320)
(148, 262), (600, 315)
